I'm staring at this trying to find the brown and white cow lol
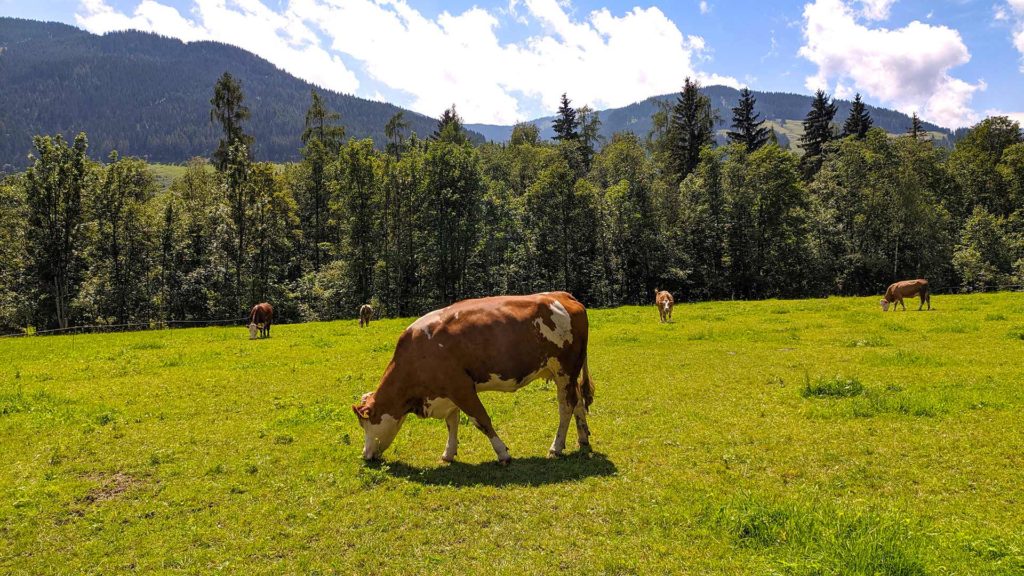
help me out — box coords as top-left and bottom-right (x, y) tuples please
(359, 304), (374, 328)
(352, 292), (593, 464)
(654, 289), (674, 323)
(248, 302), (273, 339)
(881, 279), (930, 312)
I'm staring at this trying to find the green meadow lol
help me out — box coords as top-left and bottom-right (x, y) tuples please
(2, 293), (1023, 575)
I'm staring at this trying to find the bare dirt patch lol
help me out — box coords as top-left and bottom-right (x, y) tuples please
(81, 472), (138, 504)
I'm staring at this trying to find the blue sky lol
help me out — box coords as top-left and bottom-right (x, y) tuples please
(2, 0), (1023, 127)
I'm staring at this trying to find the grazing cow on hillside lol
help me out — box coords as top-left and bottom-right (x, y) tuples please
(352, 292), (593, 464)
(248, 302), (273, 339)
(881, 279), (931, 312)
(359, 304), (374, 328)
(654, 289), (674, 323)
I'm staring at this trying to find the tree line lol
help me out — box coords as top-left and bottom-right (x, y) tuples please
(1, 74), (1022, 332)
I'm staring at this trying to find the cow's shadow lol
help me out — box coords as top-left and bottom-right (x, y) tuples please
(371, 451), (617, 487)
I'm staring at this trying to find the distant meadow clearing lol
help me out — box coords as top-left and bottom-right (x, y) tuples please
(1, 293), (1023, 575)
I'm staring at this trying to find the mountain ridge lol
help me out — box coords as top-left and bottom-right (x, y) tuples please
(467, 86), (949, 147)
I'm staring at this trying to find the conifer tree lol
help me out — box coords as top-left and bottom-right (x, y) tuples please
(299, 90), (344, 271)
(209, 72), (253, 172)
(432, 105), (468, 145)
(799, 89), (838, 179)
(726, 88), (770, 151)
(842, 93), (873, 139)
(668, 77), (716, 184)
(908, 112), (924, 140)
(552, 93), (580, 142)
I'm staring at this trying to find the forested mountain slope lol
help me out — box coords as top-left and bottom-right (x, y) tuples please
(0, 18), (477, 171)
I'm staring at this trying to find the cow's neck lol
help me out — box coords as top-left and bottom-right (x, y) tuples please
(372, 364), (419, 419)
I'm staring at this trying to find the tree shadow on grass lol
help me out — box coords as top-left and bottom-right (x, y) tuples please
(370, 451), (617, 487)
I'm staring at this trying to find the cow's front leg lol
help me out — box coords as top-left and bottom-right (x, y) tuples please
(441, 409), (460, 463)
(549, 380), (573, 458)
(455, 391), (510, 464)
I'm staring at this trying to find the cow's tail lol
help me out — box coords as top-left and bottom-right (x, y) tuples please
(577, 354), (594, 412)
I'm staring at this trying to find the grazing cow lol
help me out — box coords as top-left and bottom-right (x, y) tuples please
(359, 304), (374, 328)
(654, 289), (674, 323)
(248, 302), (273, 339)
(881, 279), (930, 312)
(352, 292), (593, 464)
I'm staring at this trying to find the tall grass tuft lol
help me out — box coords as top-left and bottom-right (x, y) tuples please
(802, 375), (864, 398)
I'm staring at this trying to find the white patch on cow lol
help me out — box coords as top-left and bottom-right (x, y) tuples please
(489, 435), (511, 462)
(477, 373), (523, 393)
(408, 311), (443, 339)
(477, 357), (565, 393)
(534, 301), (573, 347)
(361, 414), (405, 460)
(248, 323), (258, 339)
(422, 397), (457, 419)
(880, 299), (890, 311)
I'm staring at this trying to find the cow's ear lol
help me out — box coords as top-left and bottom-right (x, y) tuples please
(352, 404), (371, 419)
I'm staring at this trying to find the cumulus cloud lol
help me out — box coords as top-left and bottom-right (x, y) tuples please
(857, 0), (896, 21)
(699, 1), (709, 15)
(76, 0), (360, 94)
(74, 0), (737, 124)
(1001, 0), (1024, 70)
(799, 0), (984, 128)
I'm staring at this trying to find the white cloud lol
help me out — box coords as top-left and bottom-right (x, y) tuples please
(1000, 1), (1024, 70)
(75, 0), (736, 124)
(77, 0), (361, 94)
(858, 0), (896, 20)
(799, 0), (984, 128)
(699, 1), (709, 15)
(984, 109), (1024, 124)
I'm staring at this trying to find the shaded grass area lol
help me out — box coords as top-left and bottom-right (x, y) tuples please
(1, 293), (1024, 574)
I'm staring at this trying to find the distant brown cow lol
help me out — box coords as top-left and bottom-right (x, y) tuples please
(359, 304), (374, 328)
(352, 292), (593, 464)
(654, 289), (674, 323)
(248, 302), (273, 339)
(881, 279), (930, 312)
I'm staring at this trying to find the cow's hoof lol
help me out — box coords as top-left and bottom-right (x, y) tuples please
(440, 454), (456, 464)
(498, 457), (512, 466)
(547, 449), (563, 459)
(578, 442), (592, 454)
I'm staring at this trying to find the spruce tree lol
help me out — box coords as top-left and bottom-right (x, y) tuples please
(432, 105), (468, 145)
(299, 90), (345, 272)
(209, 72), (253, 172)
(798, 89), (838, 179)
(908, 112), (924, 140)
(552, 93), (580, 142)
(668, 77), (716, 184)
(842, 93), (873, 139)
(726, 88), (770, 152)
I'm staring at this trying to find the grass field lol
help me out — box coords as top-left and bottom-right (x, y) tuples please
(2, 294), (1023, 575)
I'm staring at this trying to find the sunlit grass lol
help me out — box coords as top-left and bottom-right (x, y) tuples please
(1, 293), (1023, 574)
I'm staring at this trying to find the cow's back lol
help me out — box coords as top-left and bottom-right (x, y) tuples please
(397, 292), (588, 386)
(889, 279), (927, 299)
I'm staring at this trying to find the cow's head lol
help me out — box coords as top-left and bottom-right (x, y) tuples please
(247, 322), (258, 339)
(880, 299), (890, 312)
(352, 391), (405, 460)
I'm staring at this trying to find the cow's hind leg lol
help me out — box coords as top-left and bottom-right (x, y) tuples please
(573, 403), (591, 452)
(441, 409), (460, 463)
(453, 389), (511, 464)
(549, 379), (573, 458)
